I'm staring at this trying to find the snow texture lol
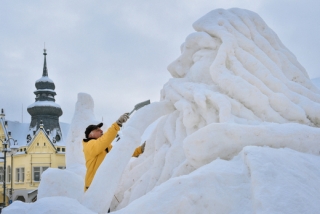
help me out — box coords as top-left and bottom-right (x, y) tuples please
(35, 76), (54, 83)
(37, 168), (84, 201)
(34, 89), (56, 93)
(65, 93), (98, 177)
(113, 146), (320, 214)
(27, 101), (61, 109)
(3, 197), (95, 214)
(111, 8), (320, 212)
(4, 8), (320, 214)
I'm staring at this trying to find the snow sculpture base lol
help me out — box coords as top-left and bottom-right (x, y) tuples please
(112, 146), (320, 214)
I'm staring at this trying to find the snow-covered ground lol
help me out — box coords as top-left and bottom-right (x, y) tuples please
(4, 8), (320, 214)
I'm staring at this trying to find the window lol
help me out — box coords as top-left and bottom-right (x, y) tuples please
(33, 167), (40, 181)
(16, 168), (20, 182)
(21, 168), (25, 182)
(44, 143), (46, 146)
(0, 167), (3, 182)
(62, 148), (65, 152)
(37, 143), (39, 146)
(33, 167), (49, 182)
(57, 148), (60, 152)
(15, 168), (25, 182)
(58, 166), (66, 170)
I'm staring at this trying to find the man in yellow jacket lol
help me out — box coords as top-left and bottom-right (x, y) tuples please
(82, 113), (145, 191)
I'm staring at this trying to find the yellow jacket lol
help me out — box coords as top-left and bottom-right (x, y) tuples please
(83, 123), (143, 190)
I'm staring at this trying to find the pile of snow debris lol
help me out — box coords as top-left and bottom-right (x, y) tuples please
(4, 8), (320, 214)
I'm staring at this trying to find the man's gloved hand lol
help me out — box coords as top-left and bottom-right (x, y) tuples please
(116, 113), (129, 127)
(141, 141), (146, 153)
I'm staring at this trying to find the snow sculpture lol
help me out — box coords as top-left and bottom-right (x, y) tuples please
(4, 8), (320, 214)
(111, 8), (320, 211)
(65, 93), (98, 177)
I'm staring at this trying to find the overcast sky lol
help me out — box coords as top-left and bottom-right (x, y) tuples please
(1, 0), (319, 126)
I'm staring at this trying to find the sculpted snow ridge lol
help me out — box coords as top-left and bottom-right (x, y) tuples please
(65, 93), (97, 178)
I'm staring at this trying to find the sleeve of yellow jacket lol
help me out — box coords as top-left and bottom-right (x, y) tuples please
(84, 123), (120, 157)
(132, 146), (142, 157)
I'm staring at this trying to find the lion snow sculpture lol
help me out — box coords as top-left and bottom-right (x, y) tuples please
(111, 8), (320, 213)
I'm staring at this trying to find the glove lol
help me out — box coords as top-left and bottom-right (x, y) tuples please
(141, 141), (146, 153)
(116, 113), (129, 127)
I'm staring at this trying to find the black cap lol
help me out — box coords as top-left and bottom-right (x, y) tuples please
(85, 123), (103, 138)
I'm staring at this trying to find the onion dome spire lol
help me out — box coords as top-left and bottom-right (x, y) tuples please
(27, 48), (63, 141)
(43, 48), (48, 76)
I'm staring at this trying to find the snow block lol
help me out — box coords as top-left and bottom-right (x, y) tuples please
(37, 168), (84, 201)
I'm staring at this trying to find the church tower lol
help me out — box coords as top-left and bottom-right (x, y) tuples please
(27, 49), (63, 142)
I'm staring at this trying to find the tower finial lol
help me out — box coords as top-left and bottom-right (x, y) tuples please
(43, 46), (48, 76)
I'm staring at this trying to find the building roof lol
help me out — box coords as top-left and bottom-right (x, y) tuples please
(0, 117), (69, 148)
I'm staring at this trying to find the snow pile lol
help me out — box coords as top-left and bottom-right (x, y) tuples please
(4, 197), (95, 214)
(37, 168), (84, 201)
(3, 8), (320, 214)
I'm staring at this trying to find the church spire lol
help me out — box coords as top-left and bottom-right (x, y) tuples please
(27, 49), (63, 141)
(43, 48), (48, 77)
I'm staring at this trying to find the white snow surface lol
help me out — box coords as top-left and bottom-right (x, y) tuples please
(34, 89), (56, 93)
(37, 168), (84, 201)
(3, 197), (95, 214)
(65, 93), (98, 178)
(113, 146), (320, 214)
(35, 76), (54, 83)
(27, 101), (61, 109)
(4, 8), (320, 214)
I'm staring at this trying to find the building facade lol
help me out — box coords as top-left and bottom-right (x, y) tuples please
(0, 49), (69, 205)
